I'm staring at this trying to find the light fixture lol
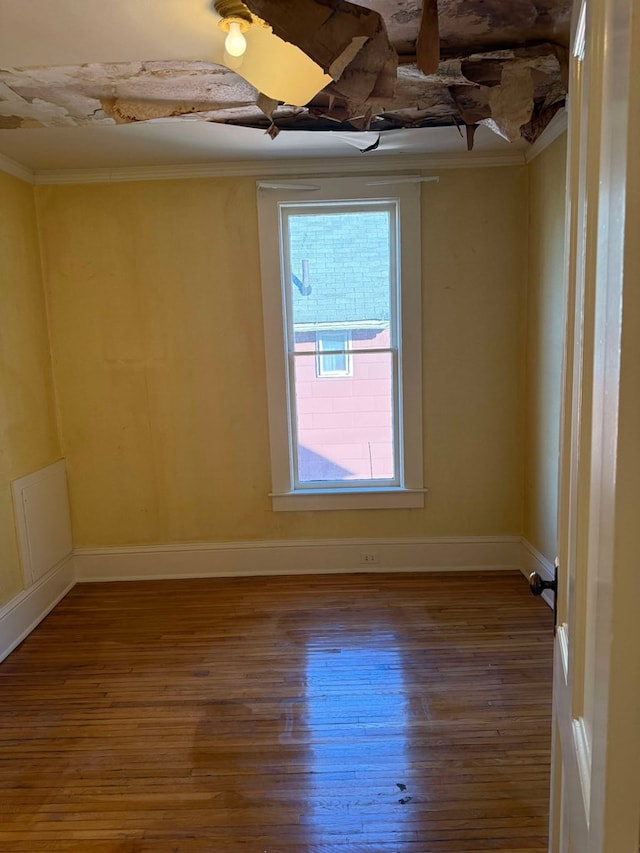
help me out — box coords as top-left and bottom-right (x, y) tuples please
(224, 21), (248, 57)
(215, 0), (252, 57)
(213, 0), (332, 108)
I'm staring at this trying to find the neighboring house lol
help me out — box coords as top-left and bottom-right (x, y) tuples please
(288, 211), (394, 482)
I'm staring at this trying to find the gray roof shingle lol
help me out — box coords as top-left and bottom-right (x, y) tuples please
(288, 210), (391, 327)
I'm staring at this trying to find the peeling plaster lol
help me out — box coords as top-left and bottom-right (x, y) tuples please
(0, 0), (571, 146)
(485, 64), (536, 142)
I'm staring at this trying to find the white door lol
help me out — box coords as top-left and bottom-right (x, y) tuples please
(550, 0), (640, 850)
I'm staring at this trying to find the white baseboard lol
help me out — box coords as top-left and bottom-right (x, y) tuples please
(520, 538), (556, 609)
(74, 535), (523, 582)
(0, 556), (75, 663)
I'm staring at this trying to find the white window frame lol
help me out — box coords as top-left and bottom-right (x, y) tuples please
(257, 176), (424, 511)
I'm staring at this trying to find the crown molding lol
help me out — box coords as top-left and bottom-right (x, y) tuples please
(32, 149), (526, 186)
(524, 108), (569, 163)
(0, 152), (35, 184)
(2, 120), (568, 187)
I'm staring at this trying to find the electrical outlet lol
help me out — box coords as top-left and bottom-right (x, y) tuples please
(360, 552), (379, 565)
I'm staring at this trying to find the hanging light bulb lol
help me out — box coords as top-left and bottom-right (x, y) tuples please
(224, 20), (247, 56)
(215, 2), (252, 58)
(213, 0), (332, 107)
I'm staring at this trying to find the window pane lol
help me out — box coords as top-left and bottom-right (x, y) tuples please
(293, 351), (395, 484)
(317, 331), (350, 377)
(321, 352), (345, 373)
(287, 210), (391, 329)
(319, 331), (347, 351)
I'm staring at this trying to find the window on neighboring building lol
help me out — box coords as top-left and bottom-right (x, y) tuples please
(257, 176), (424, 511)
(315, 330), (352, 378)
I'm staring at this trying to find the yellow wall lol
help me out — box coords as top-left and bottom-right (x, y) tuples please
(524, 133), (567, 560)
(36, 167), (527, 548)
(0, 171), (61, 605)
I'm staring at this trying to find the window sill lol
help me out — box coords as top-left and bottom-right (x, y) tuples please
(270, 488), (427, 512)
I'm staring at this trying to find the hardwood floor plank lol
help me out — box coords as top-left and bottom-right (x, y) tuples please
(0, 571), (553, 851)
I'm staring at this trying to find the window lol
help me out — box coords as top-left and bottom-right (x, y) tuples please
(316, 331), (352, 377)
(257, 177), (424, 511)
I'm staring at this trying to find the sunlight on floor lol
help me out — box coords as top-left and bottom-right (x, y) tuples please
(304, 634), (409, 843)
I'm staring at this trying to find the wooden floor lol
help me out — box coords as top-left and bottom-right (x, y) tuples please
(0, 571), (554, 852)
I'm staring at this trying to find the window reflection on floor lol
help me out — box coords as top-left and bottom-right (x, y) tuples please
(303, 634), (409, 843)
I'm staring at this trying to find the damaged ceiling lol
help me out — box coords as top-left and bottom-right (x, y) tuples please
(0, 0), (571, 159)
